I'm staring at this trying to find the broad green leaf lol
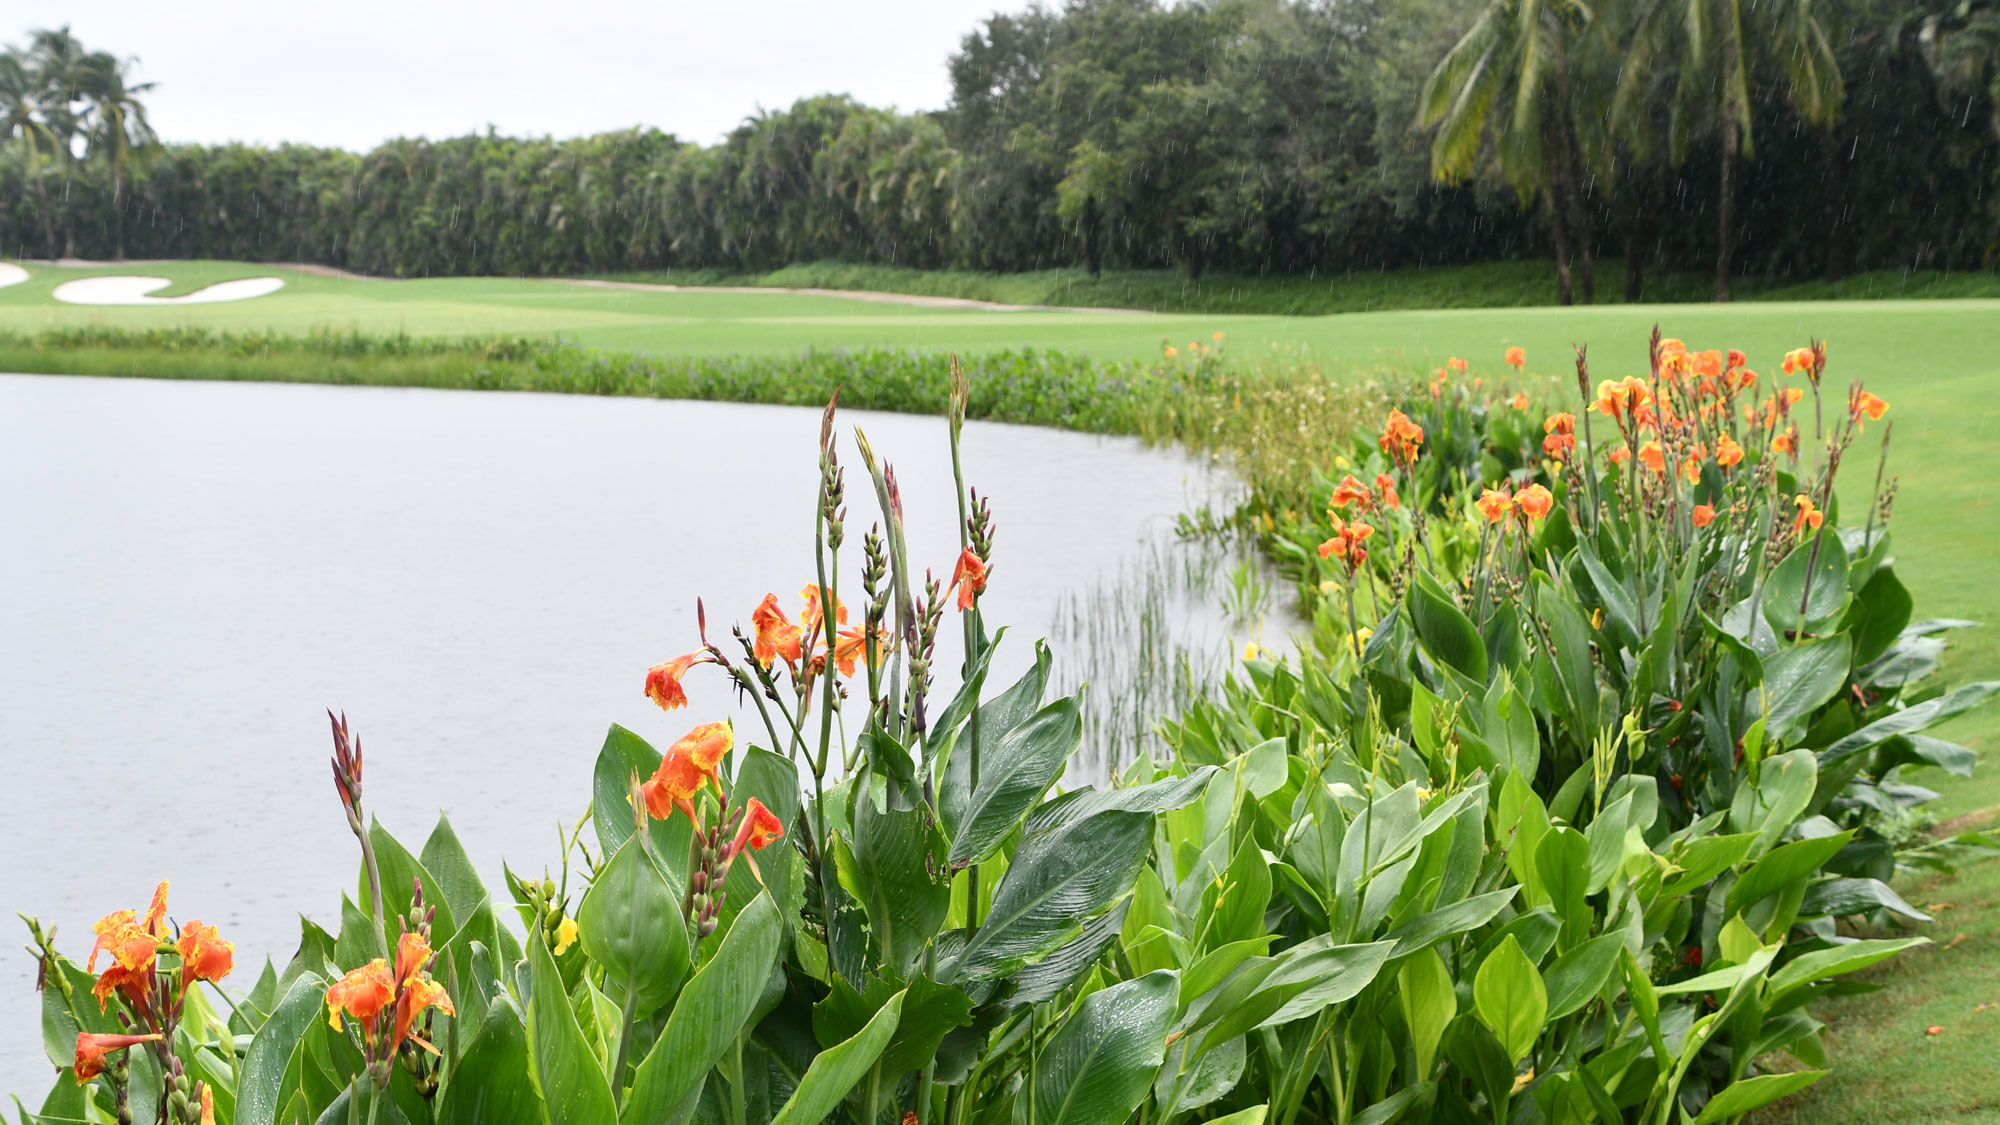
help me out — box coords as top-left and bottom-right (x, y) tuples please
(1767, 937), (1930, 998)
(1801, 877), (1931, 921)
(1577, 540), (1642, 646)
(1543, 933), (1624, 1021)
(1473, 935), (1545, 1064)
(1691, 1071), (1828, 1125)
(1181, 936), (1276, 1013)
(1023, 767), (1217, 835)
(1030, 971), (1178, 1125)
(622, 894), (783, 1125)
(527, 927), (617, 1125)
(847, 795), (951, 973)
(236, 973), (327, 1125)
(953, 810), (1153, 982)
(1851, 566), (1913, 665)
(1250, 939), (1398, 1032)
(437, 995), (544, 1125)
(1818, 681), (2000, 768)
(1382, 888), (1517, 958)
(1396, 949), (1454, 1077)
(576, 837), (690, 1015)
(1011, 900), (1130, 1007)
(940, 642), (1051, 842)
(591, 724), (690, 865)
(1727, 832), (1854, 917)
(767, 991), (904, 1125)
(361, 817), (456, 946)
(1733, 749), (1818, 855)
(949, 696), (1082, 865)
(1408, 570), (1488, 682)
(1206, 834), (1273, 949)
(1763, 528), (1849, 636)
(419, 813), (488, 933)
(1533, 827), (1590, 946)
(1749, 638), (1850, 740)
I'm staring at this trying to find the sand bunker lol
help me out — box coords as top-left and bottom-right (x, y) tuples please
(0, 263), (28, 289)
(52, 275), (286, 306)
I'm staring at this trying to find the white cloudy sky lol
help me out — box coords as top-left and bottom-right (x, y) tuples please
(11, 0), (1033, 151)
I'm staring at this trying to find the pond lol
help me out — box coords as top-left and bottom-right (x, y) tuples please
(0, 373), (1279, 1098)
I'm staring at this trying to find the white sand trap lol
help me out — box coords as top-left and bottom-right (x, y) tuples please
(52, 275), (286, 306)
(0, 263), (28, 288)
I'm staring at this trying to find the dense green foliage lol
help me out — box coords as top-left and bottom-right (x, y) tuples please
(5, 0), (1996, 287)
(19, 336), (1994, 1125)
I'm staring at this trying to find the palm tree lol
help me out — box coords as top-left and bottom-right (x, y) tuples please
(1611, 0), (1842, 300)
(1419, 0), (1599, 305)
(0, 48), (62, 259)
(76, 50), (157, 260)
(28, 27), (89, 259)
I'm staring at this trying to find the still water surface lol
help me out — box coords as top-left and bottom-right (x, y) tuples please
(0, 374), (1234, 1099)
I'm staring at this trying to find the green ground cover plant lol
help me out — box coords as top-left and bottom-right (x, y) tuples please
(15, 334), (1995, 1124)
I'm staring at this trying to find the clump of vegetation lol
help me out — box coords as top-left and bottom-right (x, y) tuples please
(19, 332), (1995, 1125)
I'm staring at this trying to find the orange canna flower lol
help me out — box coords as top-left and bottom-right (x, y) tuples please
(141, 882), (169, 939)
(1329, 474), (1373, 511)
(1727, 349), (1747, 372)
(1638, 441), (1665, 474)
(1773, 426), (1799, 456)
(1164, 346), (1178, 358)
(325, 960), (396, 1035)
(1792, 494), (1824, 534)
(201, 1085), (215, 1125)
(1447, 356), (1469, 374)
(830, 626), (873, 677)
(1510, 393), (1530, 411)
(1504, 346), (1526, 369)
(1373, 473), (1400, 510)
(1476, 488), (1513, 523)
(800, 584), (848, 632)
(1316, 515), (1373, 570)
(1781, 347), (1817, 377)
(949, 548), (990, 611)
(1715, 433), (1744, 468)
(1691, 504), (1717, 528)
(73, 1032), (162, 1083)
(642, 721), (734, 820)
(1592, 378), (1652, 424)
(1692, 350), (1724, 380)
(751, 594), (803, 667)
(645, 652), (712, 712)
(1514, 484), (1554, 521)
(1850, 389), (1889, 426)
(1379, 410), (1425, 461)
(729, 797), (786, 858)
(87, 910), (139, 974)
(1609, 447), (1631, 467)
(388, 931), (453, 1054)
(176, 921), (234, 989)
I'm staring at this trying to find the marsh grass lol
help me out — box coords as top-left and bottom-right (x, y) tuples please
(1050, 534), (1295, 779)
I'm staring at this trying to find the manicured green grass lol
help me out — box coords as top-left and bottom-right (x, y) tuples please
(1754, 850), (2000, 1125)
(602, 259), (2000, 316)
(4, 261), (1997, 1121)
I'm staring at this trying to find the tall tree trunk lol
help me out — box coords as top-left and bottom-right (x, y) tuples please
(31, 163), (58, 260)
(1715, 113), (1738, 302)
(1822, 126), (1851, 281)
(62, 170), (76, 259)
(1620, 160), (1644, 302)
(112, 167), (126, 261)
(1552, 56), (1595, 304)
(1545, 149), (1575, 306)
(1084, 195), (1102, 277)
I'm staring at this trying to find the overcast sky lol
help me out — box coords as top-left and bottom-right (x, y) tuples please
(11, 0), (1034, 151)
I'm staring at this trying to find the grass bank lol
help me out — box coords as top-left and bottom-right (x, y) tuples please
(598, 259), (2000, 316)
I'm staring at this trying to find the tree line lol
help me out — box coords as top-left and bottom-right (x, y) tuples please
(2, 0), (1994, 297)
